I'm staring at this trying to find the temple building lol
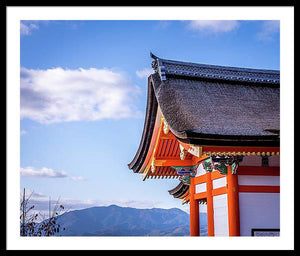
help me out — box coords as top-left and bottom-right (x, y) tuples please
(128, 53), (280, 236)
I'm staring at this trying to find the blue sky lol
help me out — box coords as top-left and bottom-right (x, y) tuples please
(20, 19), (280, 214)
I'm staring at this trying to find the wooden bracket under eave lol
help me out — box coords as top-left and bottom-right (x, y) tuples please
(179, 141), (203, 158)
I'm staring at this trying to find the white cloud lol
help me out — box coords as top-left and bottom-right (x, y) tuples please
(70, 176), (87, 181)
(20, 130), (27, 135)
(21, 190), (161, 217)
(20, 67), (142, 124)
(20, 21), (39, 35)
(256, 20), (280, 41)
(136, 68), (153, 79)
(20, 166), (69, 178)
(187, 20), (240, 34)
(20, 166), (87, 181)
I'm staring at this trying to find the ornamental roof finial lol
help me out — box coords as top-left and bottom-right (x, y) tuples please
(150, 51), (159, 60)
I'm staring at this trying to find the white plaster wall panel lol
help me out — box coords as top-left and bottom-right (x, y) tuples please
(239, 193), (280, 236)
(199, 203), (207, 213)
(195, 183), (207, 193)
(238, 175), (280, 186)
(239, 156), (261, 166)
(213, 177), (227, 189)
(196, 163), (206, 177)
(213, 194), (229, 236)
(269, 156), (280, 167)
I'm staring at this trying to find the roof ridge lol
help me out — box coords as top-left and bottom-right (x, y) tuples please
(150, 52), (280, 85)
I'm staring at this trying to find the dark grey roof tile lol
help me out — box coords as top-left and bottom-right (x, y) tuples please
(151, 54), (280, 85)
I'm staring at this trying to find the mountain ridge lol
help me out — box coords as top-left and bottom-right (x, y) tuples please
(54, 204), (208, 236)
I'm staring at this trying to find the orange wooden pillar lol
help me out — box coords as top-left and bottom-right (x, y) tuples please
(189, 177), (199, 236)
(227, 166), (240, 236)
(206, 172), (214, 236)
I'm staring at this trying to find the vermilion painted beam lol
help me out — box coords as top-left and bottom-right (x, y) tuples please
(212, 187), (227, 196)
(160, 132), (176, 140)
(194, 192), (207, 200)
(239, 185), (280, 193)
(211, 171), (226, 180)
(238, 166), (280, 176)
(154, 159), (193, 167)
(194, 175), (206, 184)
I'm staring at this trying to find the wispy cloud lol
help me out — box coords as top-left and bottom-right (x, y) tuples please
(20, 166), (87, 181)
(136, 68), (153, 79)
(21, 189), (162, 216)
(70, 176), (87, 181)
(187, 20), (240, 34)
(20, 21), (39, 36)
(20, 166), (69, 178)
(20, 130), (27, 135)
(20, 67), (142, 124)
(20, 20), (83, 36)
(256, 20), (280, 41)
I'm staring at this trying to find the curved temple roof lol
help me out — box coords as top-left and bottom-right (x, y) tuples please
(128, 53), (280, 173)
(168, 181), (190, 199)
(150, 53), (280, 146)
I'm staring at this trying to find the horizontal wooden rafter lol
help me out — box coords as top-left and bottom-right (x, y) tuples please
(211, 171), (226, 180)
(239, 185), (280, 193)
(212, 187), (227, 196)
(146, 166), (179, 178)
(238, 166), (279, 176)
(194, 175), (206, 184)
(160, 132), (176, 140)
(154, 159), (193, 167)
(194, 192), (207, 200)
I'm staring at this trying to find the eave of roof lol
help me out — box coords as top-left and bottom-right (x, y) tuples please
(127, 76), (158, 173)
(168, 181), (190, 198)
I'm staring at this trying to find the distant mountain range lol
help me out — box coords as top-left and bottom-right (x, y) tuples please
(54, 205), (208, 236)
